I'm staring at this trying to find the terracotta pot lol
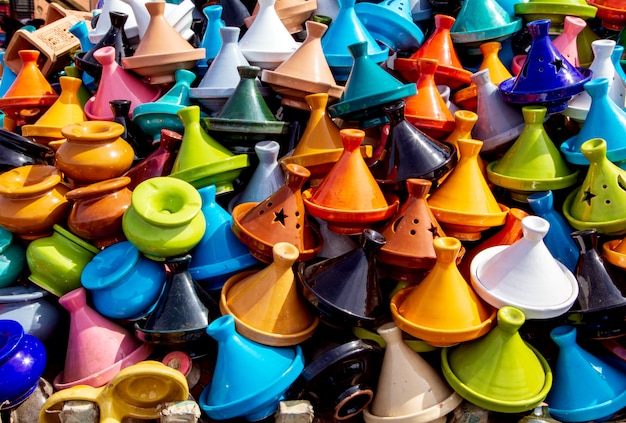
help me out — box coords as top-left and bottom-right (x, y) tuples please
(56, 121), (135, 186)
(66, 176), (133, 248)
(0, 164), (70, 239)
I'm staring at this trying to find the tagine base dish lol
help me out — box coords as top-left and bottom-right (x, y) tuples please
(513, 3), (597, 28)
(498, 68), (592, 114)
(377, 244), (465, 283)
(548, 388), (626, 422)
(587, 1), (626, 31)
(351, 327), (438, 353)
(470, 245), (580, 319)
(390, 285), (497, 347)
(134, 323), (211, 350)
(204, 119), (291, 154)
(486, 162), (579, 202)
(261, 71), (343, 111)
(362, 392), (463, 423)
(562, 189), (626, 236)
(328, 85), (417, 128)
(0, 96), (57, 121)
(427, 203), (509, 241)
(220, 270), (319, 346)
(231, 202), (323, 263)
(53, 342), (153, 390)
(393, 59), (472, 90)
(302, 190), (400, 235)
(132, 103), (186, 139)
(168, 154), (249, 193)
(561, 136), (626, 166)
(189, 255), (259, 290)
(122, 50), (206, 85)
(20, 124), (64, 145)
(404, 115), (456, 139)
(452, 85), (478, 111)
(602, 239), (626, 269)
(450, 19), (523, 52)
(280, 146), (373, 185)
(354, 2), (425, 51)
(441, 344), (552, 413)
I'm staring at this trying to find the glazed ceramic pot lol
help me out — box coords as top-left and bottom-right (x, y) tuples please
(232, 163), (323, 263)
(189, 185), (258, 292)
(470, 215), (580, 320)
(0, 319), (47, 409)
(566, 229), (626, 339)
(54, 288), (153, 390)
(0, 127), (55, 173)
(199, 314), (305, 421)
(441, 306), (553, 413)
(135, 254), (219, 350)
(122, 176), (206, 260)
(26, 224), (100, 297)
(81, 241), (167, 320)
(66, 176), (133, 248)
(297, 229), (389, 329)
(56, 121), (135, 186)
(547, 325), (626, 422)
(41, 361), (189, 423)
(363, 322), (462, 423)
(0, 226), (25, 288)
(286, 338), (384, 420)
(0, 285), (60, 342)
(390, 237), (496, 347)
(221, 242), (318, 346)
(0, 164), (70, 240)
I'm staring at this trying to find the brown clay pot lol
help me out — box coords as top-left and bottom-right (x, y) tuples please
(66, 176), (133, 248)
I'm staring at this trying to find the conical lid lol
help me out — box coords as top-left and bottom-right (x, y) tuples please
(561, 78), (626, 166)
(553, 16), (586, 67)
(563, 138), (626, 234)
(232, 163), (323, 262)
(487, 105), (578, 197)
(547, 325), (626, 422)
(327, 41), (416, 127)
(297, 229), (389, 328)
(194, 27), (250, 90)
(307, 128), (389, 211)
(390, 237), (496, 346)
(479, 41), (513, 84)
(132, 1), (200, 56)
(441, 306), (552, 413)
(199, 4), (226, 62)
(377, 178), (448, 277)
(220, 242), (318, 346)
(21, 76), (87, 140)
(55, 287), (152, 389)
(292, 93), (343, 156)
(84, 46), (161, 120)
(367, 322), (462, 419)
(470, 215), (580, 319)
(263, 20), (341, 96)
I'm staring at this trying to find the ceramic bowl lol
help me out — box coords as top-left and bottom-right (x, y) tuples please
(0, 319), (47, 408)
(0, 285), (60, 342)
(427, 203), (509, 241)
(81, 241), (167, 320)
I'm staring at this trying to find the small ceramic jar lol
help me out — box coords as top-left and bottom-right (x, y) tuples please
(0, 319), (47, 409)
(26, 224), (100, 297)
(56, 121), (135, 186)
(81, 241), (167, 320)
(66, 176), (133, 248)
(0, 285), (60, 341)
(0, 164), (70, 239)
(122, 176), (206, 260)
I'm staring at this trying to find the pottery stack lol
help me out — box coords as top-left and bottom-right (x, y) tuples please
(6, 1), (626, 423)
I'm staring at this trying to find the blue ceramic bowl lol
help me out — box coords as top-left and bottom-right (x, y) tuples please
(81, 241), (167, 320)
(0, 319), (46, 408)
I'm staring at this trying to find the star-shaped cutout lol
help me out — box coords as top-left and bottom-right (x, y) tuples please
(582, 188), (596, 206)
(427, 223), (440, 238)
(550, 58), (564, 72)
(273, 208), (288, 226)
